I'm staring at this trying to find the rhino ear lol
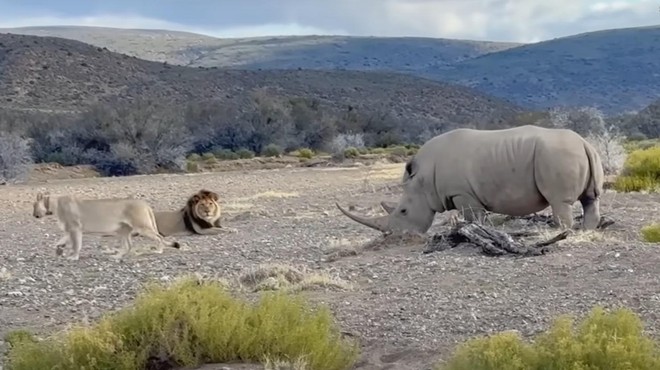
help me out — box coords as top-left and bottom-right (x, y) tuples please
(404, 159), (417, 181)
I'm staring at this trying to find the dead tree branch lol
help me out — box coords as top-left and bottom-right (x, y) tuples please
(423, 222), (570, 257)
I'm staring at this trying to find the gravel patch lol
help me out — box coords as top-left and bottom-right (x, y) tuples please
(1, 164), (660, 370)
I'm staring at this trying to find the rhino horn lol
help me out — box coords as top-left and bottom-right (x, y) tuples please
(336, 203), (389, 232)
(380, 201), (397, 214)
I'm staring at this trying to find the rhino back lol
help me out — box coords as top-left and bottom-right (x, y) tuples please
(418, 125), (575, 215)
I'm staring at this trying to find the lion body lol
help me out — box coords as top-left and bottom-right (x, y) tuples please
(32, 192), (181, 261)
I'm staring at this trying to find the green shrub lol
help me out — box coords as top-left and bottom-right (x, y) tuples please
(440, 306), (660, 370)
(186, 161), (199, 172)
(613, 147), (660, 192)
(236, 148), (255, 159)
(407, 147), (419, 156)
(622, 146), (660, 179)
(297, 148), (314, 159)
(357, 147), (369, 155)
(388, 145), (408, 157)
(613, 175), (657, 192)
(201, 152), (215, 160)
(5, 277), (358, 370)
(261, 144), (283, 157)
(641, 223), (660, 243)
(187, 153), (201, 161)
(369, 147), (386, 155)
(213, 149), (240, 160)
(343, 147), (360, 159)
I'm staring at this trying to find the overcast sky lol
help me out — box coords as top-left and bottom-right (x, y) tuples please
(0, 0), (657, 43)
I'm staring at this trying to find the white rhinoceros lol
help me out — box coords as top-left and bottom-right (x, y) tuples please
(337, 125), (604, 234)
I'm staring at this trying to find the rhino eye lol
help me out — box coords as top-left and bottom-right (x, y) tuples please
(400, 208), (407, 215)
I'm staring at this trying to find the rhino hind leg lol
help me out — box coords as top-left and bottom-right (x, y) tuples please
(579, 196), (601, 230)
(452, 195), (487, 224)
(550, 201), (574, 229)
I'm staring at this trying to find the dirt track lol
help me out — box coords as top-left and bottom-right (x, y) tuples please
(1, 163), (660, 370)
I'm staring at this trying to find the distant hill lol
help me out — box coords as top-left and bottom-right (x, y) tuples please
(0, 26), (521, 70)
(432, 26), (660, 115)
(2, 25), (656, 115)
(0, 32), (525, 128)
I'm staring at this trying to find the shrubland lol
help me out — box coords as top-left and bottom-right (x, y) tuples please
(3, 276), (359, 370)
(0, 96), (657, 183)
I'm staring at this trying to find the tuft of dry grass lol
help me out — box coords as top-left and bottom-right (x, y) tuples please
(238, 263), (353, 293)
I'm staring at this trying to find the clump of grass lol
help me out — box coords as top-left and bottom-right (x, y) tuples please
(186, 160), (199, 172)
(239, 264), (353, 293)
(641, 223), (660, 243)
(343, 147), (359, 159)
(186, 153), (201, 161)
(387, 145), (408, 157)
(613, 146), (660, 192)
(213, 148), (240, 160)
(262, 143), (283, 157)
(236, 148), (255, 159)
(439, 306), (660, 370)
(297, 148), (314, 159)
(368, 147), (386, 155)
(5, 277), (359, 370)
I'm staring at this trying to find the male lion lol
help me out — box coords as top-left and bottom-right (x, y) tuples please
(151, 189), (236, 237)
(32, 192), (181, 261)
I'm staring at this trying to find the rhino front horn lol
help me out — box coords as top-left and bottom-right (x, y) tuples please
(335, 203), (390, 233)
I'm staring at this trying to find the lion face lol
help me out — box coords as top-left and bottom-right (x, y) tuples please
(189, 190), (221, 222)
(33, 192), (52, 218)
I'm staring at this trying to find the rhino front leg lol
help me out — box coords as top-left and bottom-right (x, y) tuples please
(549, 201), (574, 229)
(452, 195), (487, 224)
(580, 196), (601, 230)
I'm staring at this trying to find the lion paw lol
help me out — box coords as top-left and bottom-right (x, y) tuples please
(65, 254), (80, 261)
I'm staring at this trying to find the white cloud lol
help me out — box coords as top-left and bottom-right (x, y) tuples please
(0, 0), (657, 42)
(0, 14), (346, 38)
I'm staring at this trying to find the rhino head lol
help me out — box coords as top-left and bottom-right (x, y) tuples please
(336, 159), (437, 234)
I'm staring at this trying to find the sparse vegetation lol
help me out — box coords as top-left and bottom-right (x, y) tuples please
(641, 223), (660, 243)
(262, 143), (283, 157)
(297, 148), (314, 159)
(439, 306), (660, 370)
(613, 146), (660, 192)
(4, 277), (359, 370)
(0, 132), (33, 184)
(343, 147), (360, 158)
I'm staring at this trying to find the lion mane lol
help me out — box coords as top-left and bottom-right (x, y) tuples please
(181, 189), (222, 233)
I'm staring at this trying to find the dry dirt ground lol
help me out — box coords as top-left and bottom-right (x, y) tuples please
(1, 162), (660, 370)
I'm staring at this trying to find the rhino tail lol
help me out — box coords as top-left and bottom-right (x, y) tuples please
(584, 141), (604, 199)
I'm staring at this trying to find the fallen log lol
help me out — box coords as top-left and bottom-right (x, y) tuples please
(423, 222), (570, 257)
(502, 213), (615, 230)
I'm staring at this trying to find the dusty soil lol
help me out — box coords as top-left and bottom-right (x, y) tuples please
(1, 162), (660, 370)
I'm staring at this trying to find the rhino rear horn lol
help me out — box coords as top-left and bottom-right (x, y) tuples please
(336, 203), (389, 233)
(380, 201), (397, 214)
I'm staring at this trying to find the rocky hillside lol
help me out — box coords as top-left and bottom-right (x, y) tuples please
(2, 26), (658, 115)
(0, 32), (525, 128)
(0, 26), (521, 70)
(432, 26), (660, 115)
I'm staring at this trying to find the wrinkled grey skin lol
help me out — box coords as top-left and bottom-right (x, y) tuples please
(337, 125), (604, 234)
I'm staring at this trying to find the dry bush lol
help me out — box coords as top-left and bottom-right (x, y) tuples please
(439, 306), (660, 370)
(548, 106), (626, 176)
(0, 132), (33, 184)
(238, 264), (352, 293)
(4, 276), (358, 370)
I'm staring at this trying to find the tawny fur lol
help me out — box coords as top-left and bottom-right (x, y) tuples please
(32, 192), (180, 261)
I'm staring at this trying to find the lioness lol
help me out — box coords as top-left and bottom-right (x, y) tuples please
(32, 192), (181, 261)
(151, 189), (236, 237)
